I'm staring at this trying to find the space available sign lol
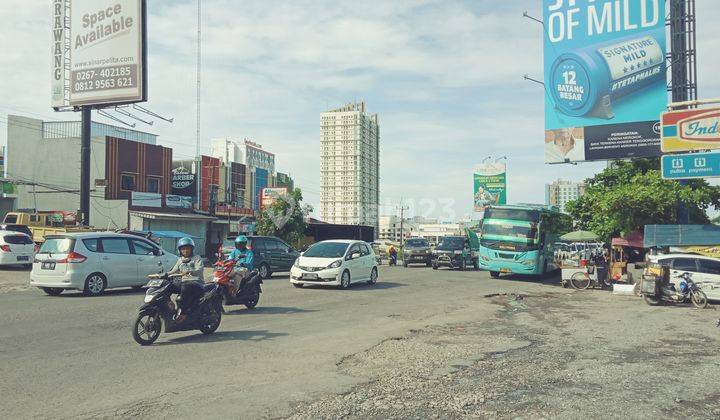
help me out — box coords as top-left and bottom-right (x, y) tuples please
(662, 108), (720, 153)
(473, 163), (506, 211)
(544, 0), (666, 163)
(171, 167), (196, 197)
(53, 0), (147, 108)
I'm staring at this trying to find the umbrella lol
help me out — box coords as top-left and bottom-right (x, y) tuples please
(561, 230), (599, 242)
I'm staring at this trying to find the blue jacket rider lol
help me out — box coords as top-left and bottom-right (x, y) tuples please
(228, 235), (254, 270)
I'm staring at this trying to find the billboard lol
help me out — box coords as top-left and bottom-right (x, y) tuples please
(473, 163), (506, 211)
(53, 0), (147, 108)
(544, 0), (667, 163)
(261, 187), (289, 209)
(662, 108), (720, 153)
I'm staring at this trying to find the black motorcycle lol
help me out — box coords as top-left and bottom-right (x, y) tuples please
(132, 273), (223, 345)
(642, 271), (708, 309)
(213, 259), (263, 309)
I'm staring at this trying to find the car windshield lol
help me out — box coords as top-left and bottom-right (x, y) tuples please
(4, 235), (33, 245)
(405, 239), (428, 247)
(39, 238), (74, 254)
(304, 242), (349, 258)
(437, 237), (464, 250)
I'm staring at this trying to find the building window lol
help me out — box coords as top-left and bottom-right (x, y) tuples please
(146, 177), (160, 193)
(121, 173), (136, 191)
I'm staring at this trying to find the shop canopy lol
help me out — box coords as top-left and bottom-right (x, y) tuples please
(644, 224), (720, 248)
(560, 230), (599, 242)
(141, 230), (199, 239)
(611, 231), (644, 248)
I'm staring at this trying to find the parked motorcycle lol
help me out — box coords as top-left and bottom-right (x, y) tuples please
(132, 273), (223, 345)
(213, 259), (263, 309)
(641, 271), (708, 309)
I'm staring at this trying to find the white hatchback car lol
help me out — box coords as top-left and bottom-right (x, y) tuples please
(0, 231), (36, 268)
(649, 253), (720, 302)
(290, 240), (378, 289)
(31, 232), (180, 296)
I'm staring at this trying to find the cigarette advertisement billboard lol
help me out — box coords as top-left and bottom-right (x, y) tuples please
(544, 0), (667, 163)
(473, 163), (506, 211)
(52, 0), (147, 108)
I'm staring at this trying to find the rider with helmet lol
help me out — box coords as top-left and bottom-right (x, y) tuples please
(228, 235), (254, 271)
(168, 237), (204, 323)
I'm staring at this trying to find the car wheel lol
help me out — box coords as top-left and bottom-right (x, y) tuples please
(490, 271), (500, 279)
(40, 287), (63, 296)
(258, 264), (271, 279)
(339, 270), (351, 289)
(367, 267), (378, 285)
(83, 273), (107, 297)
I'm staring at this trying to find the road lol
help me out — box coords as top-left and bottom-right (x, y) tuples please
(2, 266), (720, 419)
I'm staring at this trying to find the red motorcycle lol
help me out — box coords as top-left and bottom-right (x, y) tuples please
(212, 259), (263, 309)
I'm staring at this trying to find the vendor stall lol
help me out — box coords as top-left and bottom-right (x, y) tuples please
(558, 230), (602, 287)
(610, 231), (646, 284)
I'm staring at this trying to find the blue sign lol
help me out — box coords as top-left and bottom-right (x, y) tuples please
(661, 152), (720, 180)
(544, 0), (667, 163)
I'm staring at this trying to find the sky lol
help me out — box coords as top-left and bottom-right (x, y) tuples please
(3, 1), (720, 222)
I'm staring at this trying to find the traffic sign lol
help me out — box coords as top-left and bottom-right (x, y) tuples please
(661, 151), (720, 179)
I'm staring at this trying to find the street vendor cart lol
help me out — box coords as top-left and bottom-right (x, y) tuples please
(610, 231), (646, 284)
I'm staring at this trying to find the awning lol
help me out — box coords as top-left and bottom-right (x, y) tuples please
(611, 231), (644, 248)
(130, 211), (216, 221)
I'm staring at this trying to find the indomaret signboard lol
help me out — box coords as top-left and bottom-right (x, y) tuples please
(52, 0), (147, 108)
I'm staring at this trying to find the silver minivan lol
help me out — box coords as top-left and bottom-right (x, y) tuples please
(30, 232), (179, 296)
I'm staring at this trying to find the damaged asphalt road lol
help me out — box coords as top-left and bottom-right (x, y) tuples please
(2, 267), (719, 419)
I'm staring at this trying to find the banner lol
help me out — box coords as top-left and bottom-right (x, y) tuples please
(474, 163), (506, 211)
(57, 0), (147, 108)
(544, 0), (667, 163)
(171, 167), (196, 197)
(261, 187), (289, 209)
(131, 191), (161, 208)
(662, 108), (720, 153)
(166, 195), (193, 209)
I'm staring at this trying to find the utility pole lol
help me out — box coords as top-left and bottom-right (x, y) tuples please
(80, 107), (91, 226)
(195, 0), (202, 159)
(397, 199), (409, 247)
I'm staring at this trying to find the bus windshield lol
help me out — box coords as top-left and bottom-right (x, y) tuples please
(482, 223), (537, 242)
(484, 208), (539, 223)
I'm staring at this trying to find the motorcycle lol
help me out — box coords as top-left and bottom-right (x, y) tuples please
(641, 271), (708, 309)
(213, 259), (263, 309)
(132, 273), (223, 345)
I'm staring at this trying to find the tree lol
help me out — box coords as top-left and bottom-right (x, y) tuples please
(565, 158), (720, 241)
(256, 188), (311, 246)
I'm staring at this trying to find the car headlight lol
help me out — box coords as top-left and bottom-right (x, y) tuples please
(523, 259), (536, 266)
(294, 258), (300, 267)
(481, 255), (490, 261)
(327, 259), (342, 269)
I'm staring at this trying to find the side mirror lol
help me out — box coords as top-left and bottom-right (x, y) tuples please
(153, 249), (162, 256)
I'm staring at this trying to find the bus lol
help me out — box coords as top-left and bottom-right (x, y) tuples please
(477, 204), (572, 278)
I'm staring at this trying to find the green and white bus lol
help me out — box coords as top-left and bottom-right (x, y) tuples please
(477, 204), (572, 278)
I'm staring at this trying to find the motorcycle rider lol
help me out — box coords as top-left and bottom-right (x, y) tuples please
(388, 245), (398, 265)
(168, 237), (204, 323)
(228, 235), (254, 270)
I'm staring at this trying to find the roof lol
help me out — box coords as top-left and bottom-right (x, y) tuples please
(129, 211), (217, 221)
(644, 224), (720, 248)
(0, 230), (30, 237)
(142, 230), (199, 239)
(612, 231), (644, 248)
(45, 231), (134, 239)
(317, 239), (365, 244)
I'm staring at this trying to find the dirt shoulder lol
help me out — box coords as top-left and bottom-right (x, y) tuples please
(288, 290), (720, 419)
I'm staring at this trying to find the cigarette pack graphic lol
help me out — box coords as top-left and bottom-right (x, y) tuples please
(548, 28), (665, 119)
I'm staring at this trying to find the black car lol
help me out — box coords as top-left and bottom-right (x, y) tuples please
(222, 236), (300, 279)
(431, 236), (477, 271)
(402, 238), (432, 267)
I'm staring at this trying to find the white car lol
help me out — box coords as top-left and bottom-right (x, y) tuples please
(31, 232), (180, 296)
(0, 231), (35, 267)
(290, 240), (378, 289)
(650, 253), (720, 301)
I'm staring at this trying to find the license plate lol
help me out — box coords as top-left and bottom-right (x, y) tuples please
(42, 262), (56, 270)
(17, 256), (29, 261)
(500, 268), (511, 273)
(301, 273), (318, 280)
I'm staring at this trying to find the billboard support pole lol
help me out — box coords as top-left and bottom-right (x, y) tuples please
(668, 0), (697, 224)
(80, 106), (91, 226)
